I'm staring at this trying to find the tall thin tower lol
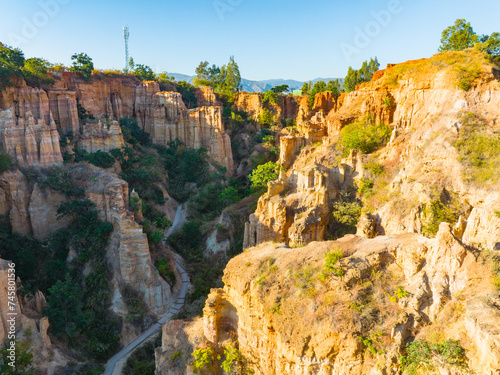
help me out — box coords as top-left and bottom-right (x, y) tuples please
(123, 26), (130, 73)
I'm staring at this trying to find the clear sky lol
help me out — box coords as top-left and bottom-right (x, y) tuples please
(0, 0), (499, 81)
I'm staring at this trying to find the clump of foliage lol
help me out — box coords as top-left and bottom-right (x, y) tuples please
(69, 149), (116, 169)
(193, 56), (241, 95)
(0, 340), (34, 374)
(454, 113), (500, 184)
(120, 117), (151, 146)
(70, 52), (94, 81)
(308, 80), (327, 109)
(155, 258), (176, 285)
(221, 342), (245, 374)
(122, 285), (148, 326)
(44, 199), (120, 360)
(0, 43), (54, 88)
(358, 332), (384, 355)
(330, 192), (362, 239)
(357, 178), (375, 200)
(133, 64), (156, 81)
(192, 346), (218, 374)
(0, 153), (14, 172)
(262, 90), (280, 105)
(454, 62), (481, 90)
(77, 103), (95, 120)
(176, 80), (198, 108)
(249, 161), (281, 192)
(37, 165), (83, 197)
(321, 250), (345, 278)
(258, 108), (276, 128)
(439, 19), (500, 56)
(293, 266), (317, 297)
(23, 57), (55, 87)
(123, 336), (161, 375)
(365, 160), (385, 176)
(388, 286), (409, 303)
(339, 116), (392, 156)
(0, 43), (25, 86)
(400, 339), (469, 375)
(344, 58), (380, 93)
(421, 200), (460, 238)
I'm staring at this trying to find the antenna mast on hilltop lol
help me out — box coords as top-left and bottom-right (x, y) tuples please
(124, 26), (130, 73)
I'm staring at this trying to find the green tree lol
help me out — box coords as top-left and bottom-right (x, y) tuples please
(45, 274), (83, 334)
(176, 80), (198, 108)
(133, 64), (156, 81)
(326, 79), (342, 97)
(23, 57), (54, 87)
(271, 84), (290, 94)
(477, 32), (500, 56)
(0, 43), (25, 86)
(70, 53), (94, 81)
(218, 186), (240, 206)
(344, 58), (379, 93)
(224, 55), (241, 92)
(300, 81), (309, 94)
(0, 340), (35, 375)
(0, 153), (14, 172)
(249, 161), (281, 191)
(309, 81), (327, 109)
(439, 19), (478, 52)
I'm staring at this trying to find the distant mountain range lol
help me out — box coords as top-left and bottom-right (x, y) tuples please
(170, 73), (342, 93)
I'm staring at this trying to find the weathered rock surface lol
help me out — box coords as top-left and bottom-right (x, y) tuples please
(1, 74), (233, 171)
(0, 109), (63, 166)
(79, 120), (125, 152)
(82, 169), (172, 318)
(159, 223), (499, 374)
(244, 150), (363, 249)
(0, 258), (71, 373)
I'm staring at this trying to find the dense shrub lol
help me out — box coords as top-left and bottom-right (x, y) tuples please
(175, 80), (198, 108)
(71, 148), (116, 169)
(37, 165), (83, 197)
(120, 117), (151, 146)
(0, 153), (14, 172)
(0, 340), (34, 374)
(400, 339), (469, 375)
(258, 108), (276, 128)
(330, 192), (362, 239)
(123, 336), (161, 375)
(249, 161), (281, 192)
(421, 200), (460, 238)
(454, 113), (500, 184)
(339, 116), (392, 156)
(155, 258), (176, 285)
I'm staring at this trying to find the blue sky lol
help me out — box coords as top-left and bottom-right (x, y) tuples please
(0, 0), (499, 81)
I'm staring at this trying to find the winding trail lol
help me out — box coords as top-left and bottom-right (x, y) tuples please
(104, 205), (188, 375)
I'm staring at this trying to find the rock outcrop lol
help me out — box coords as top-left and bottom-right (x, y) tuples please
(138, 90), (233, 172)
(82, 169), (172, 317)
(0, 258), (70, 373)
(0, 109), (63, 166)
(1, 74), (234, 171)
(244, 150), (363, 249)
(79, 120), (125, 152)
(159, 223), (499, 374)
